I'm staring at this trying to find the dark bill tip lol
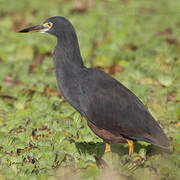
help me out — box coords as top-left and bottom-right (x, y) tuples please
(18, 24), (44, 33)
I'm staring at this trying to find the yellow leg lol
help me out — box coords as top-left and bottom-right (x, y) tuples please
(105, 143), (111, 153)
(126, 139), (134, 155)
(81, 117), (86, 121)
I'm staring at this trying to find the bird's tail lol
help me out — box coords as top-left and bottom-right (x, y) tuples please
(143, 124), (169, 149)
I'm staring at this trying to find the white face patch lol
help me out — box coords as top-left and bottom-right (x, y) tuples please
(40, 29), (48, 33)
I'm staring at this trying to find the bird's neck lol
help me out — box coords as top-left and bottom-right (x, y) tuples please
(53, 33), (85, 70)
(53, 33), (85, 103)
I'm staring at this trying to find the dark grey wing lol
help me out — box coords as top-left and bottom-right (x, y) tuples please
(79, 68), (169, 149)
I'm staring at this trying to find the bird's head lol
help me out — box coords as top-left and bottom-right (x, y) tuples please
(18, 16), (75, 38)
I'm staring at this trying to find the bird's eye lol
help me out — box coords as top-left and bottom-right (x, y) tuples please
(43, 22), (53, 28)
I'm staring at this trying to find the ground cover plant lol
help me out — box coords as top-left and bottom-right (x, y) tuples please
(0, 0), (180, 179)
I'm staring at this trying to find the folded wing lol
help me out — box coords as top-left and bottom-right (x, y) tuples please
(79, 68), (169, 149)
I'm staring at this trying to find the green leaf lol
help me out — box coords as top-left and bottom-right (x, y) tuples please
(157, 75), (172, 87)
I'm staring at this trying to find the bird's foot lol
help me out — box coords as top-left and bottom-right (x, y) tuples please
(124, 148), (146, 171)
(124, 155), (145, 171)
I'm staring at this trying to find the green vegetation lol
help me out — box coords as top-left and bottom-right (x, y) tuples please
(0, 0), (180, 179)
